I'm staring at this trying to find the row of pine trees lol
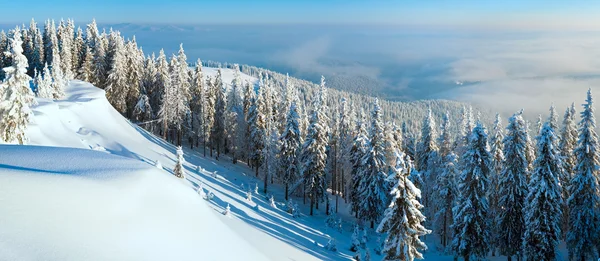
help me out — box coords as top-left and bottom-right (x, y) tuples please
(1, 18), (599, 261)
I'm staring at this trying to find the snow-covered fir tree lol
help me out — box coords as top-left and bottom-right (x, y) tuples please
(279, 100), (302, 200)
(416, 108), (439, 217)
(104, 34), (128, 114)
(36, 63), (53, 98)
(377, 148), (431, 261)
(434, 151), (458, 249)
(359, 99), (390, 228)
(350, 109), (369, 219)
(156, 50), (172, 140)
(225, 67), (244, 163)
(497, 111), (528, 261)
(189, 60), (204, 149)
(0, 28), (36, 144)
(248, 76), (268, 176)
(567, 89), (600, 261)
(488, 113), (504, 255)
(173, 146), (185, 179)
(49, 49), (66, 99)
(300, 76), (329, 216)
(559, 103), (577, 238)
(523, 122), (563, 261)
(211, 69), (226, 158)
(451, 123), (491, 261)
(28, 19), (44, 75)
(124, 38), (143, 118)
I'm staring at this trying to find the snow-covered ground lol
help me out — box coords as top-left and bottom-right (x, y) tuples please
(0, 70), (524, 260)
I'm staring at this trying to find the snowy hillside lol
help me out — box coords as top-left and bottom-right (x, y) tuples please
(1, 79), (348, 260)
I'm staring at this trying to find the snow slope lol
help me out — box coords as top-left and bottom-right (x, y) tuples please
(0, 145), (267, 261)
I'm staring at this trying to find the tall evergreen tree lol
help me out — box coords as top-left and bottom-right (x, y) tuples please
(567, 89), (600, 261)
(279, 100), (303, 200)
(350, 109), (369, 219)
(36, 63), (53, 99)
(451, 123), (491, 261)
(488, 113), (505, 256)
(377, 149), (431, 261)
(497, 111), (529, 261)
(211, 69), (226, 158)
(104, 34), (128, 114)
(523, 122), (563, 261)
(300, 76), (329, 216)
(0, 28), (36, 144)
(359, 99), (390, 228)
(156, 49), (172, 140)
(434, 151), (458, 249)
(559, 103), (577, 238)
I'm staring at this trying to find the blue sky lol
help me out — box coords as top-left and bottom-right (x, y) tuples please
(3, 0), (600, 29)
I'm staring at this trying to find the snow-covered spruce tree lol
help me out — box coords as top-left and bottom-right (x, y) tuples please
(57, 19), (74, 80)
(28, 19), (44, 75)
(488, 113), (505, 256)
(535, 114), (543, 135)
(523, 122), (563, 261)
(22, 26), (34, 76)
(377, 148), (431, 261)
(43, 20), (58, 73)
(124, 38), (143, 118)
(338, 98), (354, 201)
(242, 79), (255, 163)
(49, 49), (66, 99)
(524, 120), (536, 172)
(225, 67), (244, 163)
(300, 76), (329, 216)
(173, 146), (186, 179)
(350, 109), (369, 218)
(104, 34), (128, 114)
(567, 89), (600, 261)
(279, 100), (302, 200)
(434, 151), (458, 249)
(189, 60), (204, 149)
(438, 112), (452, 159)
(169, 44), (191, 145)
(359, 99), (391, 228)
(262, 110), (280, 194)
(497, 111), (528, 261)
(415, 108), (439, 217)
(203, 76), (216, 156)
(248, 76), (268, 176)
(0, 28), (36, 144)
(72, 27), (84, 73)
(156, 50), (172, 140)
(91, 32), (108, 88)
(37, 63), (53, 98)
(451, 123), (491, 261)
(455, 106), (474, 156)
(211, 69), (226, 158)
(351, 224), (361, 252)
(78, 45), (94, 83)
(559, 103), (577, 238)
(0, 31), (8, 80)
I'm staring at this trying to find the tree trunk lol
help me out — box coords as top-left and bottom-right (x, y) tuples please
(370, 221), (374, 229)
(326, 200), (330, 215)
(508, 256), (512, 261)
(263, 169), (268, 194)
(285, 184), (289, 201)
(310, 194), (314, 216)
